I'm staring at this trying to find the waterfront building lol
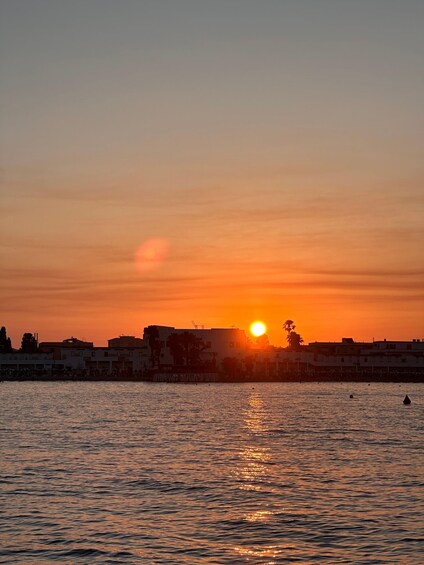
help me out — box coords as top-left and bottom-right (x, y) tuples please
(1, 326), (423, 381)
(108, 335), (144, 348)
(142, 325), (251, 369)
(252, 338), (424, 381)
(0, 352), (56, 376)
(39, 337), (94, 354)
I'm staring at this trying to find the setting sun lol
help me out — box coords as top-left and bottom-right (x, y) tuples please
(250, 321), (267, 337)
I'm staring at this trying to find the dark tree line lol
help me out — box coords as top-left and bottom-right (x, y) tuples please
(166, 331), (209, 367)
(21, 333), (38, 353)
(0, 326), (39, 354)
(144, 325), (162, 368)
(144, 326), (211, 369)
(0, 326), (12, 353)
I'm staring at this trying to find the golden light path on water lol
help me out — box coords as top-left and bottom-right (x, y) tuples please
(232, 391), (280, 563)
(2, 382), (423, 563)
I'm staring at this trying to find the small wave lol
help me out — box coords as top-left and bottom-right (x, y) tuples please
(57, 547), (110, 558)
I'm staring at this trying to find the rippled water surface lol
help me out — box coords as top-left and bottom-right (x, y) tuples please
(1, 382), (423, 564)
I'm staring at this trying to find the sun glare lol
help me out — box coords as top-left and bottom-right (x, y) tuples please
(250, 321), (266, 337)
(135, 238), (168, 273)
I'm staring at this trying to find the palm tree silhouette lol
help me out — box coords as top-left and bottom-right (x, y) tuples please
(144, 325), (162, 368)
(167, 331), (208, 367)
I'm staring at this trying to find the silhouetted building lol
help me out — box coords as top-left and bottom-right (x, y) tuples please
(0, 352), (55, 375)
(1, 327), (423, 382)
(143, 325), (251, 369)
(108, 336), (144, 349)
(39, 337), (94, 355)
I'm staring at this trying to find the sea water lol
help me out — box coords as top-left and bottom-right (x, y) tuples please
(1, 381), (423, 564)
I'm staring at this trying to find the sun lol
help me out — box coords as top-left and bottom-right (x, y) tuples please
(250, 321), (267, 337)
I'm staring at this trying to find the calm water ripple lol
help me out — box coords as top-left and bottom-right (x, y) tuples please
(1, 382), (423, 564)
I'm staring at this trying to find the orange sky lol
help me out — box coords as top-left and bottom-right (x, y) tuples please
(1, 1), (423, 347)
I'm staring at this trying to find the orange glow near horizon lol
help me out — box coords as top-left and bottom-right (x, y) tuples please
(250, 321), (267, 337)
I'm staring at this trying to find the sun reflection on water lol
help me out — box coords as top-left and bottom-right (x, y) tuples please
(234, 544), (279, 562)
(237, 445), (272, 491)
(231, 391), (278, 560)
(244, 391), (267, 434)
(244, 509), (273, 522)
(235, 392), (272, 492)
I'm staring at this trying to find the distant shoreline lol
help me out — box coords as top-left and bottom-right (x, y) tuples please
(2, 374), (423, 384)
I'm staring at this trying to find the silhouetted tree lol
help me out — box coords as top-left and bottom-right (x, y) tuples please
(179, 332), (207, 366)
(0, 326), (13, 353)
(165, 332), (209, 367)
(222, 356), (242, 377)
(283, 320), (304, 351)
(288, 331), (303, 351)
(167, 332), (184, 366)
(20, 333), (38, 353)
(144, 325), (162, 368)
(283, 320), (296, 334)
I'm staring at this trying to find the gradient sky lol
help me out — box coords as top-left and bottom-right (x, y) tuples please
(1, 0), (423, 346)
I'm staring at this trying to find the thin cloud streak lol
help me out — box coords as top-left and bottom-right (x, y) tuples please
(2, 269), (422, 303)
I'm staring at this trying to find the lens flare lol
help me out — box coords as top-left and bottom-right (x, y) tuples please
(135, 238), (168, 272)
(250, 321), (266, 337)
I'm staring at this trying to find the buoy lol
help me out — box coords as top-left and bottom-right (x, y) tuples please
(349, 394), (354, 399)
(403, 395), (411, 405)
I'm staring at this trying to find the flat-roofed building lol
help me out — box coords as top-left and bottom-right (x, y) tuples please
(108, 336), (144, 349)
(39, 337), (93, 354)
(143, 325), (251, 369)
